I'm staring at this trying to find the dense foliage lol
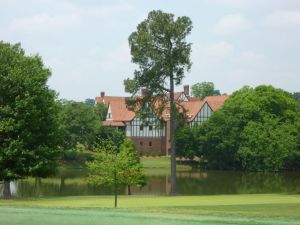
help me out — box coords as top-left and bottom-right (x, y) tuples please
(58, 100), (99, 150)
(0, 42), (61, 197)
(95, 102), (107, 121)
(191, 85), (300, 171)
(175, 125), (198, 159)
(293, 92), (300, 102)
(191, 82), (220, 99)
(84, 98), (95, 106)
(94, 126), (125, 150)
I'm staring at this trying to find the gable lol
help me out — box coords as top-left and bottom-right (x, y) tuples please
(178, 93), (189, 102)
(190, 102), (213, 126)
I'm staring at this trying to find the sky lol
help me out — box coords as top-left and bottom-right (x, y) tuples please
(1, 0), (300, 101)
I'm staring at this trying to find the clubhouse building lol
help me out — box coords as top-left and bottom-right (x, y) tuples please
(95, 85), (228, 155)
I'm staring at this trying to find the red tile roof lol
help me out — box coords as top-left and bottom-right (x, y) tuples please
(102, 121), (126, 127)
(203, 95), (229, 111)
(96, 94), (228, 124)
(109, 100), (135, 121)
(180, 101), (206, 121)
(96, 96), (135, 122)
(95, 96), (125, 105)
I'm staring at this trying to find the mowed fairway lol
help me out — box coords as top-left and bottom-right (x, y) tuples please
(1, 194), (300, 225)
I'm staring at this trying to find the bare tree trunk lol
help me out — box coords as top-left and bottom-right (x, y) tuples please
(127, 185), (131, 195)
(114, 171), (117, 208)
(170, 75), (176, 195)
(3, 180), (11, 199)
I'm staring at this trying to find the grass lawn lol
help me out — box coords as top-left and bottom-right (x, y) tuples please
(141, 156), (193, 175)
(60, 156), (191, 171)
(1, 194), (300, 225)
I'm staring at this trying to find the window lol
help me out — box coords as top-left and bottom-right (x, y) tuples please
(108, 113), (112, 119)
(140, 141), (143, 146)
(149, 141), (152, 147)
(149, 125), (153, 131)
(140, 125), (144, 131)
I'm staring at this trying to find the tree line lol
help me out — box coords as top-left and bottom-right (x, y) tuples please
(0, 41), (145, 200)
(176, 85), (300, 172)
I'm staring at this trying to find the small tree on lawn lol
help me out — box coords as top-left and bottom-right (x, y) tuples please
(119, 139), (146, 195)
(87, 139), (145, 208)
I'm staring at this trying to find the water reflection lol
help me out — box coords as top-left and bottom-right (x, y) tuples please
(7, 169), (300, 197)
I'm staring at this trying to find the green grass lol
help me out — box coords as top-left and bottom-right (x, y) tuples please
(141, 157), (193, 175)
(60, 156), (192, 173)
(1, 206), (299, 225)
(141, 156), (191, 169)
(1, 194), (300, 225)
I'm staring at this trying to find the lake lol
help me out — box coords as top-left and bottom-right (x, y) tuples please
(2, 167), (300, 197)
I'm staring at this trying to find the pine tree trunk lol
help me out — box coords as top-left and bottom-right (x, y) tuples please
(3, 180), (11, 199)
(114, 188), (117, 208)
(127, 185), (131, 195)
(170, 75), (177, 195)
(114, 171), (118, 208)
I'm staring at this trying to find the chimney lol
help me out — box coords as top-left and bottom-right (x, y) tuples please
(100, 91), (105, 98)
(183, 85), (189, 96)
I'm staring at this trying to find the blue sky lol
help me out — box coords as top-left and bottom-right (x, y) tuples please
(1, 0), (300, 101)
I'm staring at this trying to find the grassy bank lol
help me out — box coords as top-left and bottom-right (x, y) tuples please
(1, 194), (300, 225)
(59, 157), (192, 176)
(141, 156), (191, 168)
(61, 156), (192, 169)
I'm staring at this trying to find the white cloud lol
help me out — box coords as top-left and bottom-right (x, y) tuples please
(10, 13), (81, 32)
(265, 11), (300, 28)
(209, 0), (300, 9)
(214, 13), (253, 35)
(191, 41), (234, 71)
(202, 41), (233, 59)
(88, 2), (133, 18)
(207, 41), (233, 57)
(98, 43), (133, 73)
(209, 0), (253, 8)
(8, 1), (134, 33)
(239, 51), (266, 66)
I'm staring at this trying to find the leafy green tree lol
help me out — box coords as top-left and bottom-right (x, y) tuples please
(191, 82), (220, 99)
(175, 125), (199, 159)
(94, 126), (125, 150)
(293, 92), (300, 102)
(119, 139), (146, 194)
(95, 102), (108, 121)
(0, 42), (61, 198)
(87, 139), (145, 207)
(238, 117), (297, 171)
(283, 119), (300, 170)
(84, 98), (95, 106)
(196, 85), (300, 171)
(58, 100), (99, 150)
(125, 10), (193, 194)
(294, 92), (300, 116)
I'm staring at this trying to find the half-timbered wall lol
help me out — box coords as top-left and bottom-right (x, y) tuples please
(126, 113), (165, 137)
(190, 102), (213, 127)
